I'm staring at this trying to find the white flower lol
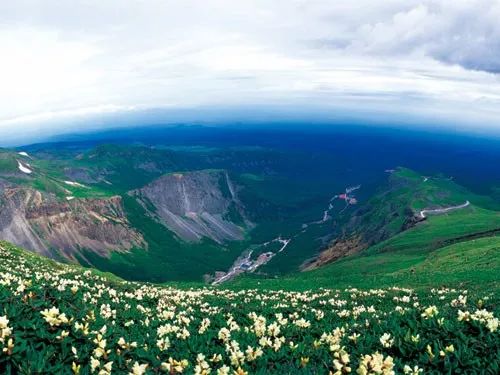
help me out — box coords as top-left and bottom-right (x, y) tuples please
(357, 352), (394, 375)
(379, 333), (394, 348)
(403, 365), (423, 374)
(41, 307), (69, 327)
(129, 362), (148, 375)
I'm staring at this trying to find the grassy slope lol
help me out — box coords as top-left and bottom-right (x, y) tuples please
(366, 206), (500, 255)
(0, 149), (111, 199)
(229, 235), (500, 291)
(229, 169), (500, 290)
(1, 240), (498, 374)
(345, 167), (497, 243)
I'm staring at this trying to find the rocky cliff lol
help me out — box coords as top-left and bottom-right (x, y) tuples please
(132, 170), (250, 243)
(0, 184), (144, 260)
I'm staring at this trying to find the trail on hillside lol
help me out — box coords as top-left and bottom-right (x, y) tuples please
(419, 200), (470, 218)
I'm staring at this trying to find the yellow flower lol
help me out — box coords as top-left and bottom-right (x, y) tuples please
(357, 352), (394, 375)
(2, 338), (14, 355)
(233, 368), (248, 375)
(301, 357), (310, 367)
(403, 365), (423, 374)
(421, 306), (439, 319)
(71, 362), (81, 374)
(90, 357), (100, 372)
(332, 347), (351, 374)
(55, 329), (69, 341)
(0, 315), (12, 342)
(0, 316), (9, 330)
(162, 357), (189, 373)
(426, 345), (434, 360)
(218, 327), (231, 342)
(348, 333), (360, 342)
(379, 333), (394, 348)
(117, 337), (137, 350)
(157, 337), (171, 351)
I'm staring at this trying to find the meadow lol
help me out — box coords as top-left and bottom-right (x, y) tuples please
(0, 241), (498, 374)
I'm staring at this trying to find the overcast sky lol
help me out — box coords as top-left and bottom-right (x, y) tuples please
(1, 0), (500, 143)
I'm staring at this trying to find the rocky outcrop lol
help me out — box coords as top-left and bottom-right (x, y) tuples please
(0, 187), (144, 260)
(132, 170), (250, 243)
(301, 236), (367, 270)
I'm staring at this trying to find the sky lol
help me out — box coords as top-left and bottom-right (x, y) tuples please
(1, 0), (500, 144)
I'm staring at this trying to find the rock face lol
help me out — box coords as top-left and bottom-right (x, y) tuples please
(301, 236), (366, 271)
(0, 186), (144, 260)
(133, 170), (249, 243)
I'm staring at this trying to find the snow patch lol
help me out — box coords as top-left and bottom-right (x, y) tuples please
(17, 161), (32, 174)
(17, 152), (29, 157)
(64, 181), (86, 188)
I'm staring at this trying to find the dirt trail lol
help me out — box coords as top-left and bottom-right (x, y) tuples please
(419, 200), (470, 218)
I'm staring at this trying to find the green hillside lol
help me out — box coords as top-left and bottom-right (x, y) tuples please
(0, 241), (498, 374)
(2, 145), (500, 286)
(1, 157), (500, 371)
(235, 235), (499, 291)
(229, 167), (500, 291)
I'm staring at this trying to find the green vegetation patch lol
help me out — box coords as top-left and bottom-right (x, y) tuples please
(0, 241), (498, 374)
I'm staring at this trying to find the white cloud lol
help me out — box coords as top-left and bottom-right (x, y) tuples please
(0, 0), (499, 141)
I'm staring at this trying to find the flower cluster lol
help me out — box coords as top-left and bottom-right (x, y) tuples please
(0, 242), (498, 374)
(458, 309), (499, 332)
(0, 315), (14, 355)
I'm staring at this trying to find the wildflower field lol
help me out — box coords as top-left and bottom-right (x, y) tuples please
(0, 242), (498, 374)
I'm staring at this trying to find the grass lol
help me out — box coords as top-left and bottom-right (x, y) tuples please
(228, 233), (500, 292)
(366, 206), (500, 256)
(0, 241), (498, 374)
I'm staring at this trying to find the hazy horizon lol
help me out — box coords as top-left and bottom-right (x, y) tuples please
(1, 1), (500, 144)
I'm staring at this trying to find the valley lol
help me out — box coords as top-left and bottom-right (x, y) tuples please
(3, 3), (500, 373)
(0, 128), (499, 375)
(0, 127), (499, 285)
(213, 237), (291, 284)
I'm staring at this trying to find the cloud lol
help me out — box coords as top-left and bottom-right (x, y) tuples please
(346, 1), (500, 73)
(0, 0), (499, 141)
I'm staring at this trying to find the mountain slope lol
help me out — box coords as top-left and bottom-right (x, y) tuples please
(132, 170), (250, 243)
(230, 233), (500, 291)
(0, 185), (144, 260)
(2, 144), (500, 284)
(303, 167), (499, 270)
(0, 240), (498, 374)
